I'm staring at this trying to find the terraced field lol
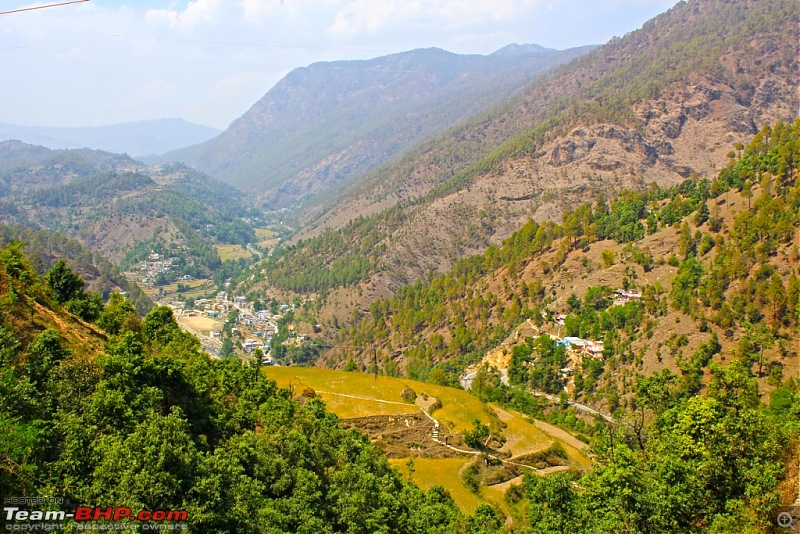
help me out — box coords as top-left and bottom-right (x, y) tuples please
(264, 366), (592, 515)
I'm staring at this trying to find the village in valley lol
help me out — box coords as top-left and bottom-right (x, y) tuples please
(130, 243), (645, 403)
(126, 249), (303, 363)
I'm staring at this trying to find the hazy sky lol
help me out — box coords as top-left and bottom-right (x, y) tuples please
(1, 0), (677, 130)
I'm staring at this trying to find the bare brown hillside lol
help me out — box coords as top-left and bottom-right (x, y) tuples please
(294, 0), (798, 304)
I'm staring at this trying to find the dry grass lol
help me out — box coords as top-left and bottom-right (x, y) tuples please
(391, 457), (522, 520)
(319, 395), (418, 419)
(390, 458), (484, 514)
(266, 367), (418, 418)
(264, 367), (495, 432)
(490, 404), (552, 458)
(216, 244), (253, 261)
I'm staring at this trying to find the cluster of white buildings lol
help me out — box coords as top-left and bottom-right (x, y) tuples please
(139, 252), (182, 283)
(558, 337), (605, 359)
(613, 289), (642, 305)
(186, 291), (288, 353)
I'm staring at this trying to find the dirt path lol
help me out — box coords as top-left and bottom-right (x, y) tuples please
(317, 390), (411, 406)
(321, 390), (545, 472)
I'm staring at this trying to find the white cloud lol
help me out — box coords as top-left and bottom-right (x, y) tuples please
(240, 0), (285, 21)
(329, 0), (534, 38)
(0, 0), (682, 129)
(145, 0), (225, 30)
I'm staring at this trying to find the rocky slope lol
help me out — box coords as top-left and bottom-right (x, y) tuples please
(292, 0), (799, 292)
(163, 44), (593, 208)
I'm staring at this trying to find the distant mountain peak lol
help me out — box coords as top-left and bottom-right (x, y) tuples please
(162, 43), (591, 206)
(489, 43), (558, 57)
(0, 119), (221, 158)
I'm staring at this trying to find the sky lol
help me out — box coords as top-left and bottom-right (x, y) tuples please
(0, 0), (678, 130)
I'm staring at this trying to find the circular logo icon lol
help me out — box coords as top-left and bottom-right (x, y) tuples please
(777, 511), (794, 528)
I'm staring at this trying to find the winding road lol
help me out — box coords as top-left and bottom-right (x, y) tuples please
(530, 391), (616, 423)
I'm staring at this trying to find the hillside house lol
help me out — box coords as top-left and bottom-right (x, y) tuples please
(613, 289), (642, 305)
(584, 340), (605, 358)
(243, 339), (261, 352)
(560, 336), (604, 359)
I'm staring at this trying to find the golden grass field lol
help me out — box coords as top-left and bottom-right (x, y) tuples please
(317, 394), (418, 419)
(391, 457), (524, 520)
(390, 458), (484, 514)
(216, 244), (253, 261)
(490, 404), (552, 458)
(264, 366), (494, 431)
(266, 366), (590, 518)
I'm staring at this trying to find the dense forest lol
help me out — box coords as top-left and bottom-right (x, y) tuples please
(0, 244), (487, 533)
(520, 360), (798, 533)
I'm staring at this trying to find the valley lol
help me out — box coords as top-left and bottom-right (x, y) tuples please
(1, 0), (799, 532)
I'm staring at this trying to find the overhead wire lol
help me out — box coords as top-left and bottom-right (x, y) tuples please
(0, 0), (90, 16)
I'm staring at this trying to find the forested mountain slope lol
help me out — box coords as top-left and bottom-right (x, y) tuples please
(164, 44), (592, 209)
(336, 120), (800, 412)
(0, 142), (256, 275)
(266, 0), (797, 309)
(0, 244), (476, 532)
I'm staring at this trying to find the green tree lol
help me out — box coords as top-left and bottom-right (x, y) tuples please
(97, 293), (141, 335)
(220, 338), (234, 359)
(143, 306), (181, 345)
(464, 419), (490, 449)
(26, 329), (69, 388)
(46, 260), (85, 304)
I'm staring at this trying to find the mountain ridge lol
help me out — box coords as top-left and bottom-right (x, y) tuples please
(0, 118), (221, 157)
(274, 0), (798, 301)
(162, 43), (594, 208)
